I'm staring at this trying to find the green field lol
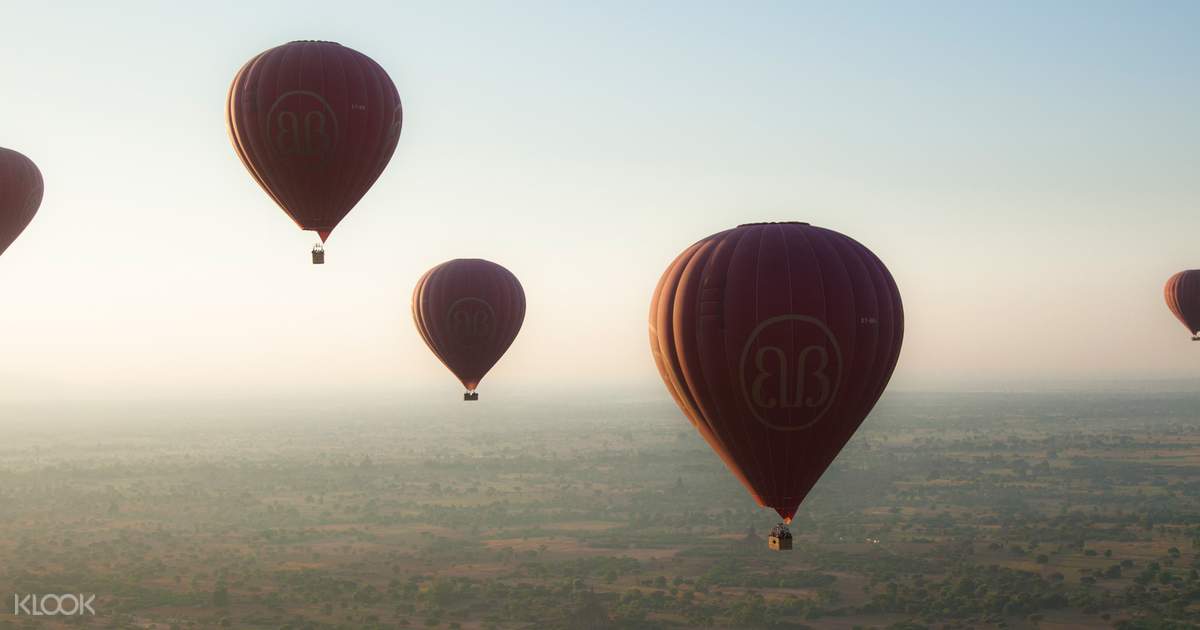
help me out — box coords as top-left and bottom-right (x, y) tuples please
(0, 391), (1198, 629)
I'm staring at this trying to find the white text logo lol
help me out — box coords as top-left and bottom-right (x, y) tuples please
(12, 594), (96, 616)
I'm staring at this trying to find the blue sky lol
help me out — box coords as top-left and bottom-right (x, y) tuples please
(0, 1), (1197, 401)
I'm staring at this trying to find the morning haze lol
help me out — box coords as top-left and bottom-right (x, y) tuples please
(1, 2), (1199, 629)
(0, 1), (1197, 404)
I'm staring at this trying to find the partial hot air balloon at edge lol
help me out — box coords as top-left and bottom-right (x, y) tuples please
(649, 222), (903, 549)
(1165, 270), (1200, 341)
(413, 259), (526, 401)
(0, 148), (43, 258)
(226, 40), (403, 264)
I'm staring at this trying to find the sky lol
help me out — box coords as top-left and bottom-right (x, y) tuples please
(0, 1), (1197, 404)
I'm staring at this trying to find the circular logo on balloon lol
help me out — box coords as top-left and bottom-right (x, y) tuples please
(446, 298), (497, 349)
(738, 315), (843, 431)
(266, 91), (340, 162)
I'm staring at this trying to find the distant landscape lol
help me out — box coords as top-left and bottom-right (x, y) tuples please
(1, 389), (1198, 629)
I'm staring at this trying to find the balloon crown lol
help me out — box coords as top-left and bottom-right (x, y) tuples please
(289, 40), (341, 45)
(737, 221), (810, 227)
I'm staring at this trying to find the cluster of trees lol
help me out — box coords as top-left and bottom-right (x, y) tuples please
(4, 394), (1200, 627)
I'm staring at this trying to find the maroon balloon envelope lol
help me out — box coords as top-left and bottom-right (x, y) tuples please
(1165, 270), (1200, 340)
(650, 222), (904, 522)
(413, 259), (526, 395)
(0, 148), (43, 257)
(226, 41), (403, 243)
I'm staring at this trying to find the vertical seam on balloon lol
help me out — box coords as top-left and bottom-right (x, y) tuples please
(414, 269), (438, 358)
(451, 263), (476, 389)
(427, 266), (451, 375)
(455, 262), (476, 388)
(331, 52), (390, 239)
(232, 52), (290, 221)
(881, 253), (903, 398)
(507, 268), (521, 359)
(762, 223), (791, 509)
(841, 234), (874, 437)
(0, 150), (40, 256)
(1168, 274), (1180, 327)
(486, 262), (506, 385)
(474, 261), (498, 388)
(430, 264), (455, 377)
(667, 243), (720, 449)
(325, 46), (353, 233)
(348, 48), (372, 233)
(795, 225), (832, 512)
(477, 262), (500, 389)
(228, 59), (274, 209)
(314, 42), (331, 231)
(694, 233), (746, 496)
(1187, 273), (1200, 333)
(1187, 272), (1200, 333)
(297, 42), (319, 230)
(504, 268), (526, 370)
(859, 239), (897, 417)
(651, 250), (693, 436)
(353, 54), (389, 231)
(273, 45), (303, 228)
(276, 44), (304, 227)
(1192, 272), (1200, 333)
(503, 266), (524, 384)
(420, 266), (441, 364)
(367, 55), (399, 225)
(239, 55), (285, 211)
(1168, 275), (1177, 327)
(739, 226), (772, 509)
(690, 236), (750, 478)
(432, 264), (454, 378)
(833, 231), (862, 396)
(488, 265), (508, 383)
(303, 42), (323, 230)
(470, 262), (497, 389)
(864, 242), (902, 412)
(1176, 277), (1182, 330)
(422, 268), (444, 368)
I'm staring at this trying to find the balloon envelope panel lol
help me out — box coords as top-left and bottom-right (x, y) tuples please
(650, 222), (903, 521)
(226, 41), (403, 241)
(1165, 270), (1200, 336)
(0, 148), (43, 257)
(413, 259), (526, 392)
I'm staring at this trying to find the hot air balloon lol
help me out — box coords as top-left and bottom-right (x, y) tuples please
(1165, 270), (1200, 341)
(227, 40), (403, 264)
(413, 259), (525, 401)
(0, 148), (43, 258)
(649, 222), (903, 548)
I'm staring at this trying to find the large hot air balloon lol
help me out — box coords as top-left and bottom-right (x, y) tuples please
(226, 40), (403, 263)
(0, 148), (43, 258)
(1165, 270), (1200, 341)
(649, 222), (903, 547)
(413, 259), (525, 401)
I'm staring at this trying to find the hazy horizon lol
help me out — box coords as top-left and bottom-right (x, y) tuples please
(1, 1), (1198, 404)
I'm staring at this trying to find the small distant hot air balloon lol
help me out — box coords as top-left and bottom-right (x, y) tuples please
(413, 259), (525, 401)
(0, 148), (43, 258)
(650, 222), (903, 548)
(1165, 270), (1200, 341)
(226, 40), (403, 264)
